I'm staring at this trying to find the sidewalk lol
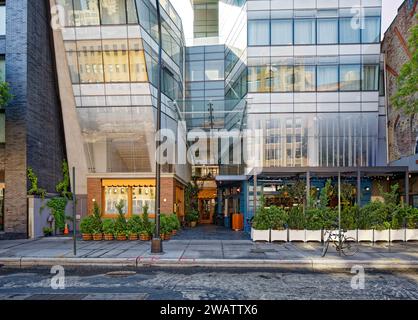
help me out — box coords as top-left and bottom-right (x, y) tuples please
(1, 237), (418, 270)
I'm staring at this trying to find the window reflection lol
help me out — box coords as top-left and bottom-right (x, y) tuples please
(77, 40), (104, 83)
(100, 0), (126, 25)
(73, 0), (100, 26)
(132, 186), (155, 214)
(271, 65), (293, 92)
(294, 66), (316, 92)
(104, 186), (128, 215)
(248, 66), (270, 93)
(103, 39), (129, 82)
(340, 65), (361, 91)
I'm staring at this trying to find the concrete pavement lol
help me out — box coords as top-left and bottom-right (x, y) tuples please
(1, 236), (418, 270)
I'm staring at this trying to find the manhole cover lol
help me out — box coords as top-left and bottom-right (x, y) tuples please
(105, 271), (137, 277)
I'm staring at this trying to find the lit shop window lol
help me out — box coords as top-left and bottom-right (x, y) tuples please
(104, 186), (128, 215)
(132, 186), (155, 215)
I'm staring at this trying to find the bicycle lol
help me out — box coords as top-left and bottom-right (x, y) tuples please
(321, 229), (359, 257)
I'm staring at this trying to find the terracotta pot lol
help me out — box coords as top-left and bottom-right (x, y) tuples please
(172, 229), (177, 236)
(161, 233), (171, 241)
(82, 234), (92, 241)
(104, 234), (114, 241)
(128, 234), (139, 241)
(93, 233), (103, 241)
(190, 221), (197, 228)
(116, 234), (127, 241)
(140, 234), (151, 241)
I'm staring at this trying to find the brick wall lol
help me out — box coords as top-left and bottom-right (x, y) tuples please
(382, 1), (418, 162)
(160, 177), (175, 214)
(87, 178), (102, 215)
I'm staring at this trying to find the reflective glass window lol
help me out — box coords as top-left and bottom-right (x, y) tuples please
(248, 20), (270, 46)
(271, 65), (293, 92)
(73, 0), (100, 26)
(340, 65), (361, 91)
(362, 64), (379, 91)
(56, 0), (75, 26)
(187, 61), (204, 81)
(340, 18), (360, 43)
(294, 19), (316, 45)
(100, 0), (126, 25)
(132, 186), (156, 215)
(271, 20), (293, 45)
(129, 40), (147, 82)
(205, 60), (223, 81)
(102, 39), (129, 82)
(248, 66), (270, 93)
(65, 42), (80, 84)
(126, 0), (138, 24)
(317, 65), (338, 91)
(0, 55), (5, 82)
(362, 17), (380, 43)
(317, 19), (338, 44)
(77, 40), (104, 83)
(294, 66), (316, 91)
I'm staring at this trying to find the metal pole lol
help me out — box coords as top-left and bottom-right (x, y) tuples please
(151, 0), (163, 254)
(72, 167), (77, 256)
(338, 171), (342, 257)
(405, 171), (410, 206)
(254, 174), (257, 216)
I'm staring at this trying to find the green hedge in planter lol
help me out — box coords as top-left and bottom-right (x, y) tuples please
(392, 206), (418, 229)
(287, 206), (305, 230)
(305, 208), (323, 230)
(269, 206), (288, 230)
(252, 206), (271, 230)
(341, 205), (359, 230)
(102, 219), (115, 235)
(127, 215), (143, 235)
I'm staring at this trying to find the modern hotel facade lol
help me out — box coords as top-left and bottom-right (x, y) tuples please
(0, 0), (416, 238)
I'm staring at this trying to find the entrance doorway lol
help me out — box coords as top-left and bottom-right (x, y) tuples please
(198, 198), (216, 224)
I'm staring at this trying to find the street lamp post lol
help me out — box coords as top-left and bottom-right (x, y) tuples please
(151, 0), (163, 254)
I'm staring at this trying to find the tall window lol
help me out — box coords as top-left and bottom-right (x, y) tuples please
(340, 65), (361, 91)
(271, 65), (293, 92)
(104, 187), (128, 215)
(205, 60), (223, 81)
(193, 1), (219, 38)
(0, 1), (5, 35)
(248, 66), (270, 92)
(73, 0), (100, 26)
(362, 17), (381, 43)
(294, 19), (316, 45)
(129, 39), (147, 82)
(102, 39), (129, 82)
(100, 0), (126, 25)
(77, 40), (104, 83)
(317, 19), (338, 44)
(340, 18), (360, 43)
(271, 20), (293, 45)
(362, 65), (379, 91)
(317, 65), (339, 91)
(248, 20), (269, 46)
(294, 65), (316, 91)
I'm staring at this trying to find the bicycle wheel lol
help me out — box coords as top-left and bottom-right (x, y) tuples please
(341, 237), (359, 256)
(321, 239), (330, 257)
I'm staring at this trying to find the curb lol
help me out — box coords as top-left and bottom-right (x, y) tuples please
(1, 257), (418, 271)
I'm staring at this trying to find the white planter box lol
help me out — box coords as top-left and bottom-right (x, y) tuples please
(251, 228), (270, 242)
(357, 230), (373, 242)
(373, 229), (390, 242)
(406, 229), (418, 241)
(344, 230), (357, 241)
(270, 229), (287, 242)
(289, 230), (305, 242)
(390, 229), (405, 242)
(305, 230), (322, 242)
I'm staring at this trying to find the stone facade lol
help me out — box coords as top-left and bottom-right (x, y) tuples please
(382, 0), (418, 163)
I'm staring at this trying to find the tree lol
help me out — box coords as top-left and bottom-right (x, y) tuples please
(390, 15), (418, 115)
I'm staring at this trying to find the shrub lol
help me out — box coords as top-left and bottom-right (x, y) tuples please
(90, 202), (103, 235)
(168, 214), (180, 231)
(127, 215), (143, 235)
(340, 205), (359, 230)
(80, 216), (94, 234)
(185, 210), (199, 223)
(305, 208), (323, 230)
(141, 205), (153, 236)
(102, 219), (115, 235)
(269, 206), (288, 230)
(358, 201), (389, 230)
(287, 206), (305, 230)
(392, 205), (418, 229)
(46, 197), (68, 232)
(114, 200), (127, 237)
(160, 215), (173, 235)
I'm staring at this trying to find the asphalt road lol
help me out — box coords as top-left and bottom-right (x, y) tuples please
(0, 266), (418, 300)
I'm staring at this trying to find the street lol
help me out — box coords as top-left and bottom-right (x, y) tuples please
(0, 266), (418, 300)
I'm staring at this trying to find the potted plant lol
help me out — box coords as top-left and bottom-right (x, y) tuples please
(305, 208), (323, 242)
(288, 206), (306, 242)
(390, 206), (406, 241)
(80, 215), (94, 241)
(169, 214), (180, 236)
(114, 200), (127, 241)
(90, 202), (103, 241)
(102, 219), (115, 241)
(369, 201), (390, 242)
(251, 205), (270, 242)
(357, 202), (376, 242)
(269, 206), (288, 242)
(160, 215), (173, 241)
(341, 205), (359, 240)
(140, 205), (153, 241)
(127, 215), (142, 241)
(185, 210), (199, 227)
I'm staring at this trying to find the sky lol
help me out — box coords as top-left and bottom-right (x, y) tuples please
(382, 0), (405, 37)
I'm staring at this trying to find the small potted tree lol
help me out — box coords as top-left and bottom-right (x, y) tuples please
(80, 215), (93, 241)
(140, 205), (152, 241)
(114, 200), (127, 241)
(270, 206), (288, 242)
(127, 215), (142, 241)
(371, 203), (390, 242)
(357, 202), (375, 242)
(405, 206), (418, 241)
(186, 210), (199, 228)
(160, 215), (173, 241)
(102, 219), (115, 241)
(251, 205), (270, 242)
(168, 214), (180, 236)
(305, 208), (323, 242)
(288, 206), (306, 242)
(91, 202), (103, 241)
